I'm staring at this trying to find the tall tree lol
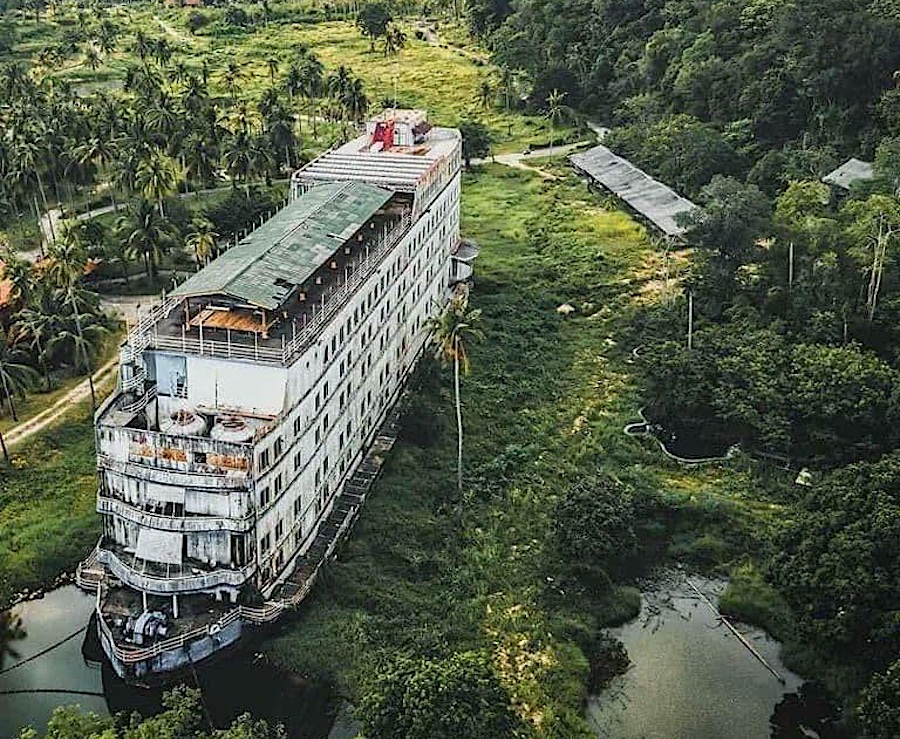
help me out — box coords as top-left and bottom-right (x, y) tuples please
(0, 330), (37, 423)
(426, 293), (483, 494)
(135, 151), (179, 216)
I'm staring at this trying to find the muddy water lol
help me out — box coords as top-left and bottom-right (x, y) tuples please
(588, 573), (845, 739)
(0, 586), (338, 739)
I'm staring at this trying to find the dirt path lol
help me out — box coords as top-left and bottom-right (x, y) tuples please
(472, 140), (593, 178)
(4, 357), (119, 448)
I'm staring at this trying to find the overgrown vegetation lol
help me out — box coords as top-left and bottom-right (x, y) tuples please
(0, 397), (104, 607)
(13, 686), (285, 739)
(267, 164), (800, 735)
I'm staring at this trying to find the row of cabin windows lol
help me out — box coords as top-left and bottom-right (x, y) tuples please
(257, 217), (447, 478)
(259, 372), (403, 564)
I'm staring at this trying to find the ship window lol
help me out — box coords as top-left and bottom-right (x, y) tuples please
(259, 486), (270, 508)
(275, 520), (284, 540)
(294, 451), (302, 471)
(294, 496), (302, 517)
(294, 416), (302, 435)
(274, 473), (283, 495)
(274, 437), (284, 458)
(258, 449), (271, 470)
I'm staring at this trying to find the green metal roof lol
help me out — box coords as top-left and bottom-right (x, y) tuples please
(171, 181), (394, 310)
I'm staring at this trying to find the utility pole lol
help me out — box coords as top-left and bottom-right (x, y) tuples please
(788, 241), (794, 291)
(687, 290), (693, 351)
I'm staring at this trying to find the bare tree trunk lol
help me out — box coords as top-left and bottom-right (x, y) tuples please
(1, 372), (18, 422)
(0, 428), (8, 463)
(72, 299), (96, 413)
(454, 352), (463, 495)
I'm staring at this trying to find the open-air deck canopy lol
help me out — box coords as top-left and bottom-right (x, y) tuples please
(171, 181), (394, 311)
(570, 145), (697, 237)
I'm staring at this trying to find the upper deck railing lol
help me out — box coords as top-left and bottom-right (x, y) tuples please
(125, 211), (412, 367)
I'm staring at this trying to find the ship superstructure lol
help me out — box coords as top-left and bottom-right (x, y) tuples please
(77, 111), (473, 682)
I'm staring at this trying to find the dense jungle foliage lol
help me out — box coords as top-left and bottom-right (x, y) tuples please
(469, 0), (900, 732)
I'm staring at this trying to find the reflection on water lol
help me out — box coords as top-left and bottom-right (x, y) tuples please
(0, 586), (337, 739)
(0, 587), (107, 739)
(0, 611), (27, 670)
(588, 572), (845, 739)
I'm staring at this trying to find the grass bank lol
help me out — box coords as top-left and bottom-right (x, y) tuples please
(267, 164), (797, 734)
(0, 396), (107, 609)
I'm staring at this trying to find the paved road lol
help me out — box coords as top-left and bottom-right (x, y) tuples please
(100, 294), (159, 326)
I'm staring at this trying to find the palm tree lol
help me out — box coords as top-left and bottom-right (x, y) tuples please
(426, 293), (483, 494)
(0, 329), (37, 423)
(135, 151), (179, 215)
(266, 57), (279, 84)
(382, 24), (406, 57)
(45, 227), (89, 289)
(221, 61), (244, 105)
(134, 31), (150, 62)
(182, 132), (219, 191)
(1, 252), (35, 310)
(47, 298), (109, 412)
(83, 45), (102, 70)
(13, 305), (55, 392)
(73, 136), (121, 210)
(264, 103), (298, 169)
(478, 79), (494, 109)
(342, 77), (368, 131)
(186, 218), (218, 267)
(0, 611), (26, 659)
(546, 88), (567, 159)
(117, 199), (178, 280)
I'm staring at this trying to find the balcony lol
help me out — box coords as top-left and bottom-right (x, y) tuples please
(97, 545), (254, 595)
(98, 454), (250, 491)
(96, 424), (252, 484)
(97, 496), (253, 533)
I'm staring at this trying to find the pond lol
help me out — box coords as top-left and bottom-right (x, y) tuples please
(588, 572), (846, 739)
(0, 586), (346, 739)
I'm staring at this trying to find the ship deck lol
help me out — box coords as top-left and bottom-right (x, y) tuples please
(148, 208), (405, 354)
(91, 408), (403, 663)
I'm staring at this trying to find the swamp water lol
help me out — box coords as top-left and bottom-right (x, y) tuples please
(588, 572), (845, 739)
(0, 586), (345, 739)
(1, 577), (843, 739)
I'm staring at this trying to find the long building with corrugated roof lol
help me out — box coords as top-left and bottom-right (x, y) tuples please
(77, 111), (472, 683)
